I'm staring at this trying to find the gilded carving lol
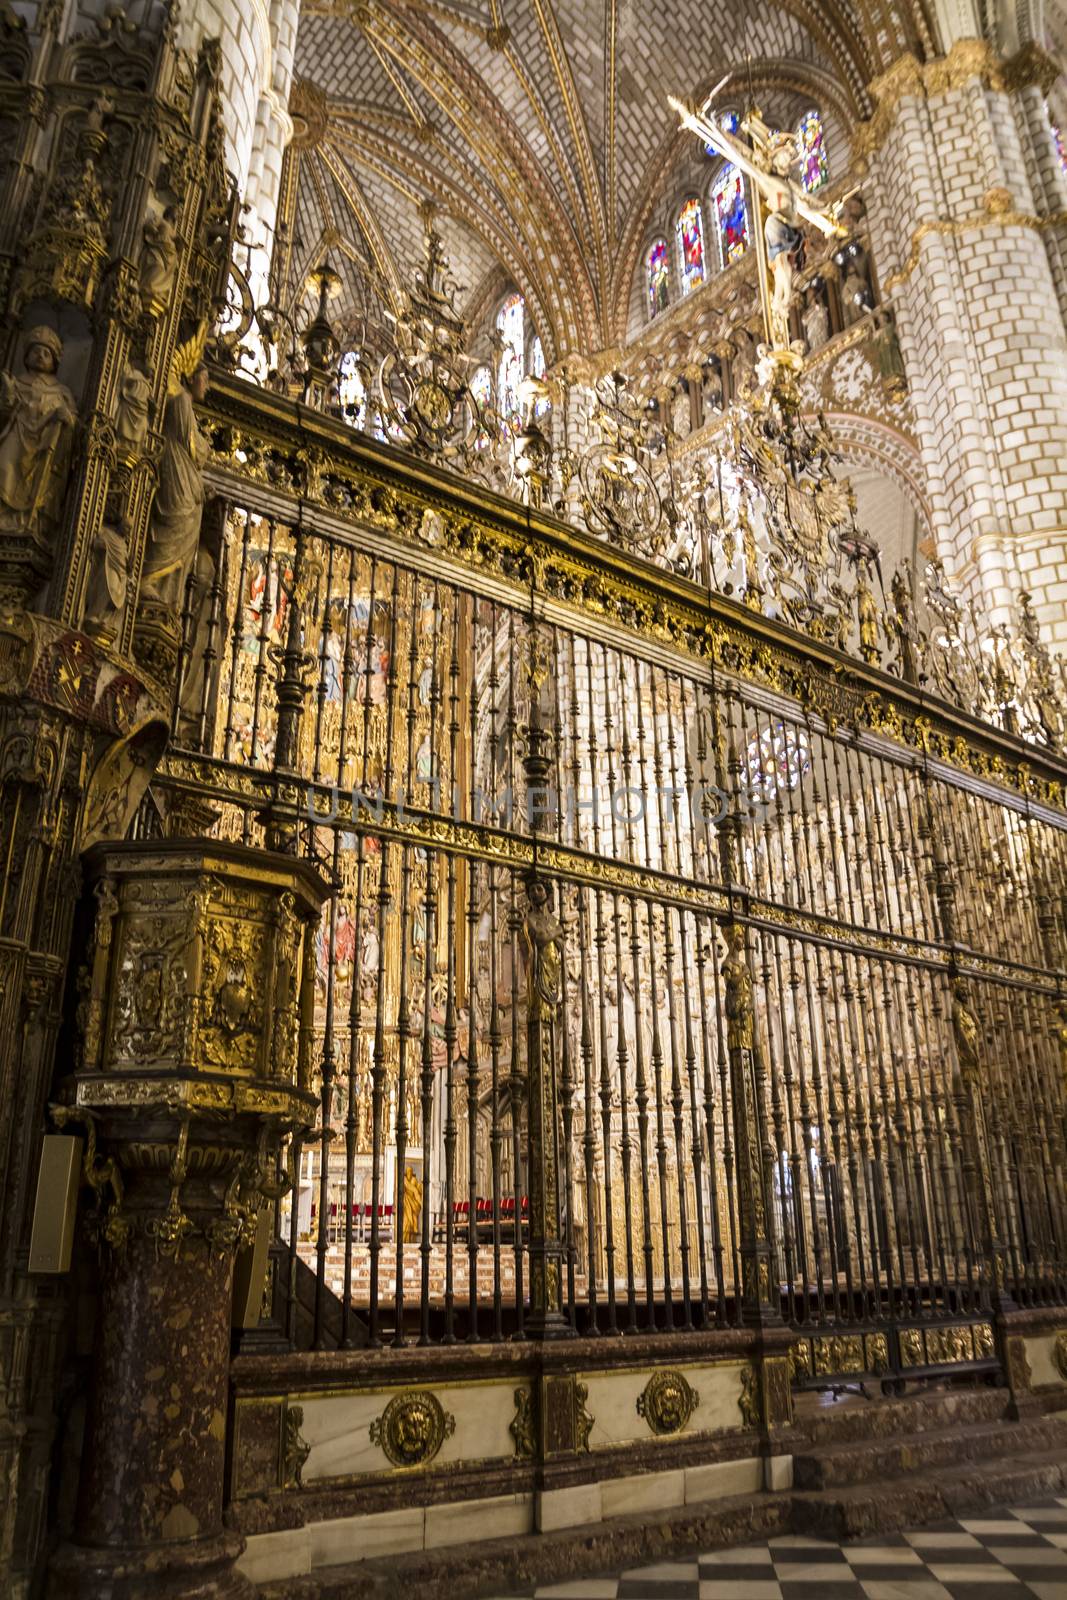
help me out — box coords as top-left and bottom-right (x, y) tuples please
(972, 1323), (995, 1361)
(1054, 1331), (1067, 1382)
(574, 1381), (594, 1452)
(509, 1385), (535, 1458)
(283, 1403), (312, 1487)
(899, 1328), (925, 1367)
(763, 1357), (793, 1428)
(812, 1335), (865, 1376)
(738, 1364), (760, 1428)
(789, 1340), (813, 1380)
(924, 1326), (974, 1365)
(368, 1390), (456, 1468)
(864, 1333), (890, 1374)
(636, 1369), (700, 1436)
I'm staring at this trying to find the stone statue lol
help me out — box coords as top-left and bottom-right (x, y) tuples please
(840, 243), (873, 324)
(115, 363), (151, 460)
(140, 358), (209, 610)
(521, 878), (562, 1017)
(139, 206), (179, 310)
(83, 517), (129, 641)
(702, 362), (723, 417)
(0, 325), (76, 543)
(802, 289), (829, 353)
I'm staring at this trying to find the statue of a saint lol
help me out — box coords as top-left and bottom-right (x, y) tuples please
(721, 924), (754, 1051)
(521, 877), (562, 1018)
(140, 206), (179, 311)
(0, 325), (76, 543)
(140, 362), (209, 609)
(115, 363), (151, 460)
(83, 517), (128, 640)
(401, 1165), (423, 1243)
(951, 981), (980, 1083)
(802, 290), (829, 353)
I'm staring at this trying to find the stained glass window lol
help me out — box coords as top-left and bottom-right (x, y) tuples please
(496, 292), (525, 419)
(647, 238), (669, 317)
(797, 109), (829, 193)
(675, 199), (706, 296)
(470, 365), (491, 407)
(704, 108), (739, 157)
(337, 350), (366, 429)
(745, 720), (811, 806)
(710, 164), (748, 268)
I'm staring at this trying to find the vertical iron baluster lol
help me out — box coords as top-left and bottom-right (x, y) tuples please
(222, 506), (253, 762)
(249, 516), (277, 767)
(603, 644), (637, 1329)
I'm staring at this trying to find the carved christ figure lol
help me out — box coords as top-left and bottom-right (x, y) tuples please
(670, 96), (845, 348)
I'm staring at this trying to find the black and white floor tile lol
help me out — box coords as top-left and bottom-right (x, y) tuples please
(490, 1498), (1067, 1600)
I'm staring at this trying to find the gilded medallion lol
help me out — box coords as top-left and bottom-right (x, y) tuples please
(369, 1389), (456, 1468)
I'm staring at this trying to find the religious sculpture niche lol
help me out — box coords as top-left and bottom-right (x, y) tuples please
(114, 362), (151, 461)
(137, 332), (209, 671)
(802, 284), (830, 352)
(0, 325), (77, 604)
(82, 517), (129, 642)
(522, 876), (563, 1018)
(139, 204), (179, 315)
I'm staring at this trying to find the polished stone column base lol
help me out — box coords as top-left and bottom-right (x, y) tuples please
(49, 1528), (254, 1600)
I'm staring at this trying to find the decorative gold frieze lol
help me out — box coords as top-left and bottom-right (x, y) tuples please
(636, 1369), (700, 1437)
(864, 1333), (890, 1374)
(900, 1328), (925, 1367)
(812, 1335), (865, 1377)
(369, 1390), (456, 1468)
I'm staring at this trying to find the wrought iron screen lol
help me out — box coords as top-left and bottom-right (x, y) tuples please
(152, 489), (1067, 1370)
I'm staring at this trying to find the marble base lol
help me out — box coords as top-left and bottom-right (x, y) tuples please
(237, 1455), (785, 1581)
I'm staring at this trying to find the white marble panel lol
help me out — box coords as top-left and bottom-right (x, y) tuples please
(300, 1379), (516, 1482)
(765, 1452), (794, 1491)
(537, 1482), (603, 1532)
(237, 1526), (311, 1583)
(308, 1504), (425, 1567)
(580, 1361), (747, 1449)
(424, 1491), (533, 1548)
(1025, 1332), (1067, 1389)
(685, 1455), (762, 1503)
(600, 1467), (685, 1518)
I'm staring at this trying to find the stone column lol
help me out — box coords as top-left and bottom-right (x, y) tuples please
(862, 40), (1067, 645)
(48, 840), (325, 1600)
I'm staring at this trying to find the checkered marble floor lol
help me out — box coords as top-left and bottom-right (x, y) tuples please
(490, 1498), (1067, 1599)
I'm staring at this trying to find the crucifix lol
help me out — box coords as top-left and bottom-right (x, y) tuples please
(669, 89), (846, 351)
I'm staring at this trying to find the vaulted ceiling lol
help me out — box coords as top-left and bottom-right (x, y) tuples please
(278, 0), (938, 360)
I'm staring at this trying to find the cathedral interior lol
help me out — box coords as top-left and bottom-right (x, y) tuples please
(4, 0), (1067, 1595)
